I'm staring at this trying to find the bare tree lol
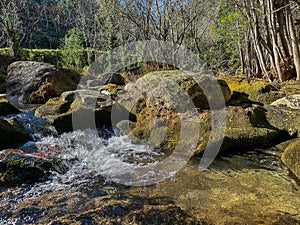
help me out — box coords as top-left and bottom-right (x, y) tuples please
(0, 0), (24, 57)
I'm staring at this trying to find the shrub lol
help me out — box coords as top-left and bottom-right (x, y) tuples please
(60, 28), (85, 70)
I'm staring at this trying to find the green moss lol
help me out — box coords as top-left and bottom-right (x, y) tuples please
(0, 97), (7, 103)
(0, 47), (104, 68)
(7, 159), (30, 168)
(220, 75), (284, 104)
(281, 138), (300, 179)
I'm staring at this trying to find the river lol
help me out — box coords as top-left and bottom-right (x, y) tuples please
(0, 111), (300, 224)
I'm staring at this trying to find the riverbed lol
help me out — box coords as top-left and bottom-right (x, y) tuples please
(0, 127), (299, 224)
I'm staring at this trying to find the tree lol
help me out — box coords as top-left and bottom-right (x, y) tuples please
(0, 0), (24, 57)
(206, 0), (300, 81)
(60, 27), (85, 69)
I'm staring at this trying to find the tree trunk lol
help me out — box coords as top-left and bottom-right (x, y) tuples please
(287, 1), (300, 80)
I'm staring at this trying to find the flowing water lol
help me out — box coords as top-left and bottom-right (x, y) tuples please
(0, 117), (300, 224)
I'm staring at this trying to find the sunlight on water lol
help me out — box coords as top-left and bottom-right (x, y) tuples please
(36, 130), (164, 189)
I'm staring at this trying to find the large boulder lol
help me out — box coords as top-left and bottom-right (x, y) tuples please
(119, 70), (231, 115)
(124, 103), (292, 156)
(221, 75), (300, 105)
(281, 138), (300, 179)
(0, 118), (31, 150)
(219, 105), (291, 154)
(115, 71), (300, 156)
(35, 90), (131, 134)
(7, 61), (81, 105)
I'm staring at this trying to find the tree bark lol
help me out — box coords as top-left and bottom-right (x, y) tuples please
(287, 1), (300, 80)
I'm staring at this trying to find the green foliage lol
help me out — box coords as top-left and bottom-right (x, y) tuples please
(25, 49), (60, 66)
(0, 47), (102, 69)
(60, 28), (85, 69)
(198, 1), (248, 74)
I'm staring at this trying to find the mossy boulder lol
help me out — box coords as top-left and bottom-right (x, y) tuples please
(0, 149), (60, 185)
(35, 90), (129, 134)
(220, 75), (284, 104)
(116, 71), (297, 156)
(219, 106), (291, 154)
(29, 82), (58, 104)
(281, 138), (300, 179)
(265, 105), (300, 137)
(35, 96), (73, 134)
(120, 103), (293, 157)
(119, 70), (231, 116)
(0, 118), (31, 150)
(7, 61), (81, 106)
(0, 97), (20, 116)
(281, 80), (300, 96)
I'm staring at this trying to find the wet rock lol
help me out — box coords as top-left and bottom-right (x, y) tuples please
(35, 97), (74, 134)
(0, 97), (20, 116)
(7, 61), (81, 106)
(281, 138), (300, 179)
(0, 118), (31, 150)
(0, 149), (53, 185)
(48, 197), (204, 225)
(35, 90), (125, 134)
(271, 94), (300, 109)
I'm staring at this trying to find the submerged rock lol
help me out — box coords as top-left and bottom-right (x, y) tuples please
(281, 138), (300, 179)
(47, 197), (204, 225)
(7, 61), (81, 106)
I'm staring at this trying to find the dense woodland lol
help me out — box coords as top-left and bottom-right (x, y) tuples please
(1, 0), (300, 81)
